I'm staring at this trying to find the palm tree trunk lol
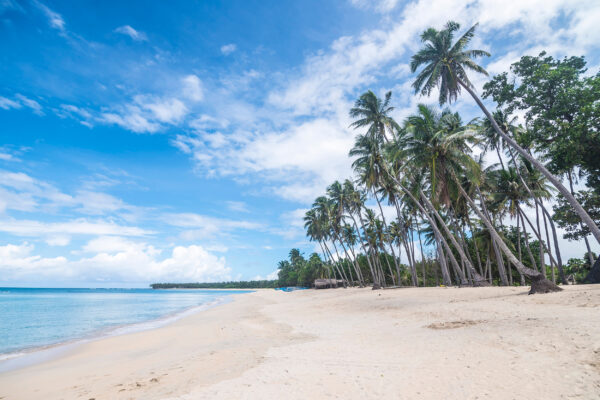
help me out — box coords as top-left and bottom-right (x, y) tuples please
(330, 239), (350, 286)
(535, 202), (546, 277)
(568, 172), (595, 266)
(434, 229), (452, 286)
(520, 206), (560, 268)
(516, 214), (526, 285)
(392, 200), (414, 285)
(466, 216), (484, 276)
(540, 203), (567, 284)
(415, 216), (427, 286)
(459, 79), (600, 246)
(345, 237), (365, 286)
(333, 229), (362, 286)
(357, 212), (383, 287)
(505, 146), (566, 284)
(474, 187), (509, 285)
(334, 234), (357, 285)
(318, 241), (335, 282)
(349, 214), (377, 286)
(383, 171), (467, 286)
(518, 207), (540, 270)
(419, 190), (487, 285)
(373, 192), (399, 286)
(542, 207), (556, 284)
(323, 242), (346, 286)
(457, 180), (561, 293)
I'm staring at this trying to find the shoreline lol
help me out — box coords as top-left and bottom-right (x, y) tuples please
(1, 286), (599, 399)
(0, 290), (251, 373)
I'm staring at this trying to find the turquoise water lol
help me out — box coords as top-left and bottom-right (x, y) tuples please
(0, 288), (250, 357)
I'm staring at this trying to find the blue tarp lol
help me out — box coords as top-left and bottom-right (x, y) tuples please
(275, 287), (309, 292)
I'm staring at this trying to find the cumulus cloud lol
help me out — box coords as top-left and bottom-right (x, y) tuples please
(0, 240), (231, 283)
(114, 25), (148, 41)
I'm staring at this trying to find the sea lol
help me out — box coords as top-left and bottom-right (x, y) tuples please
(0, 287), (251, 366)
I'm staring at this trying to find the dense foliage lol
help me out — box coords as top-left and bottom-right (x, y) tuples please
(150, 281), (278, 289)
(273, 22), (600, 293)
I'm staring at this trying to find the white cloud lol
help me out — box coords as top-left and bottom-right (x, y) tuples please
(273, 208), (309, 239)
(182, 75), (203, 102)
(45, 235), (71, 246)
(0, 169), (141, 219)
(0, 94), (43, 115)
(220, 43), (237, 55)
(101, 108), (160, 133)
(252, 269), (279, 281)
(101, 94), (188, 133)
(114, 25), (148, 41)
(0, 240), (231, 283)
(164, 213), (263, 240)
(0, 96), (21, 110)
(0, 218), (153, 237)
(136, 95), (187, 124)
(33, 0), (65, 32)
(349, 0), (400, 13)
(15, 94), (43, 115)
(226, 201), (249, 213)
(0, 243), (68, 280)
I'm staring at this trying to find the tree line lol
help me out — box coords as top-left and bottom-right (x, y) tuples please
(277, 21), (600, 294)
(150, 280), (278, 289)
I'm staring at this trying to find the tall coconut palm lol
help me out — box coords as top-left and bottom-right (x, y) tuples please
(343, 180), (383, 288)
(349, 91), (400, 143)
(410, 20), (600, 247)
(327, 181), (365, 286)
(402, 104), (488, 285)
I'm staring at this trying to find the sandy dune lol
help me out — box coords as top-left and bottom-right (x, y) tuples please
(1, 286), (599, 399)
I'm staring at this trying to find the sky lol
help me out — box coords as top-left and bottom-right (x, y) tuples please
(1, 0), (599, 287)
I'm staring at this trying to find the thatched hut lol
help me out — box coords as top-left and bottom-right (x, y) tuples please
(314, 278), (345, 289)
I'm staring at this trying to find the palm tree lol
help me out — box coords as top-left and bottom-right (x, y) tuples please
(349, 91), (399, 143)
(402, 104), (488, 285)
(343, 180), (380, 287)
(327, 181), (365, 286)
(410, 20), (600, 247)
(402, 102), (561, 292)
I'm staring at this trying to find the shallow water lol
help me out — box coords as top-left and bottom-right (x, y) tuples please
(0, 287), (250, 356)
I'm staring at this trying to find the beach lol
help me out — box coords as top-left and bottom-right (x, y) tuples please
(1, 286), (599, 399)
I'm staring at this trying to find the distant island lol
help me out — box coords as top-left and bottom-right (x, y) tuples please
(150, 280), (278, 289)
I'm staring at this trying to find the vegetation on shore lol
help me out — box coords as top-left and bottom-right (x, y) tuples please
(277, 21), (600, 294)
(150, 281), (278, 289)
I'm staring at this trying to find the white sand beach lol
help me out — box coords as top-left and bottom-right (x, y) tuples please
(1, 286), (599, 399)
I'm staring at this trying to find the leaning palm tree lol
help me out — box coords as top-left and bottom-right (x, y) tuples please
(401, 103), (558, 293)
(402, 104), (488, 285)
(410, 20), (600, 247)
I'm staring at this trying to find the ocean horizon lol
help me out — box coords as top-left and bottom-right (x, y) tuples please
(0, 287), (251, 359)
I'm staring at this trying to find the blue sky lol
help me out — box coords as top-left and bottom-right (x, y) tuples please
(1, 0), (599, 287)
